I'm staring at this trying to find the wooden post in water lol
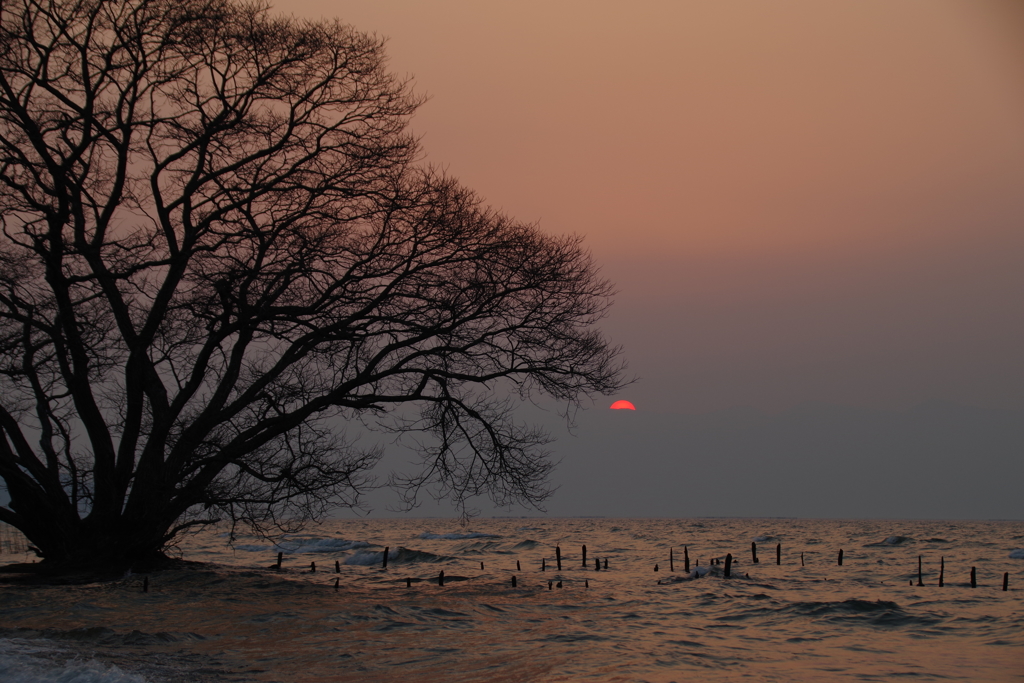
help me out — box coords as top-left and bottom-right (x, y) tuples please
(556, 546), (562, 571)
(970, 567), (976, 588)
(310, 562), (316, 573)
(684, 546), (690, 573)
(143, 576), (148, 593)
(801, 552), (804, 567)
(406, 577), (412, 588)
(917, 556), (923, 586)
(276, 551), (283, 572)
(595, 557), (600, 571)
(480, 562), (484, 570)
(512, 576), (517, 588)
(335, 560), (340, 573)
(557, 581), (562, 588)
(1003, 572), (1008, 591)
(604, 558), (608, 569)
(838, 549), (844, 566)
(438, 570), (445, 587)
(585, 579), (589, 588)
(517, 560), (521, 571)
(582, 545), (587, 567)
(382, 546), (389, 570)
(939, 557), (944, 587)
(670, 547), (674, 572)
(336, 577), (341, 591)
(725, 553), (733, 578)
(542, 558), (546, 571)
(654, 563), (659, 572)
(548, 580), (553, 590)
(751, 542), (758, 564)
(776, 543), (781, 565)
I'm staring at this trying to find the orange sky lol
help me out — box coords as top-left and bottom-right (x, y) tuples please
(280, 0), (1024, 414)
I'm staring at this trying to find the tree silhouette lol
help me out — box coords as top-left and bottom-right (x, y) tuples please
(0, 0), (624, 570)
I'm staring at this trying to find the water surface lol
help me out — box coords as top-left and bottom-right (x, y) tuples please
(1, 517), (1022, 682)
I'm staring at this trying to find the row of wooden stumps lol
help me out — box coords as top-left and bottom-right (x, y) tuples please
(913, 555), (1009, 590)
(750, 541), (841, 566)
(277, 543), (1012, 594)
(541, 546), (609, 572)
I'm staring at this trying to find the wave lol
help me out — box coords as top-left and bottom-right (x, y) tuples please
(657, 564), (741, 583)
(418, 532), (500, 540)
(1009, 549), (1024, 560)
(235, 537), (370, 555)
(785, 599), (937, 627)
(864, 535), (911, 547)
(512, 539), (540, 550)
(0, 638), (148, 683)
(344, 547), (448, 566)
(752, 535), (775, 542)
(457, 540), (506, 554)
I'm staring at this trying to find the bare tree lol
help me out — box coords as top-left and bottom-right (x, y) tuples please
(0, 0), (624, 571)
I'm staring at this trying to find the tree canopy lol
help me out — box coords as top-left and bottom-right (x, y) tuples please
(0, 0), (624, 570)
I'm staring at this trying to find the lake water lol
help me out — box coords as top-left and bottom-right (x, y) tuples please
(1, 517), (1022, 682)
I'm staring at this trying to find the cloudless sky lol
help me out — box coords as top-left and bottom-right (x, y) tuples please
(267, 0), (1024, 519)
(282, 0), (1024, 419)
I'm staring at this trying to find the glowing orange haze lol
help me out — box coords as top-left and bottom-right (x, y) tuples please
(279, 0), (1024, 415)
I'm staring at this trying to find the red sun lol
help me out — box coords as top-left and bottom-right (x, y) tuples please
(610, 400), (636, 410)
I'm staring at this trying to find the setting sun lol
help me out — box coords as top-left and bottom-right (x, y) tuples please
(610, 400), (636, 410)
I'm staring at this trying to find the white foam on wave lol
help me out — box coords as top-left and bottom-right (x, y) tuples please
(344, 548), (400, 565)
(1009, 549), (1024, 560)
(0, 638), (148, 683)
(235, 537), (370, 555)
(419, 532), (499, 540)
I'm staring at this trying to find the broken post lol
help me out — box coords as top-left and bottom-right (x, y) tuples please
(480, 562), (484, 570)
(335, 560), (340, 573)
(970, 567), (976, 588)
(918, 556), (924, 586)
(556, 546), (562, 571)
(595, 557), (600, 571)
(725, 553), (733, 578)
(684, 546), (690, 573)
(939, 557), (944, 587)
(838, 549), (844, 566)
(406, 577), (412, 588)
(1003, 572), (1008, 591)
(801, 552), (804, 567)
(335, 577), (340, 591)
(604, 558), (608, 569)
(548, 580), (553, 590)
(310, 562), (316, 573)
(670, 547), (674, 572)
(776, 543), (781, 565)
(582, 545), (587, 567)
(751, 542), (758, 564)
(382, 546), (389, 570)
(517, 560), (521, 571)
(542, 558), (546, 571)
(276, 551), (283, 572)
(512, 576), (517, 588)
(438, 570), (445, 587)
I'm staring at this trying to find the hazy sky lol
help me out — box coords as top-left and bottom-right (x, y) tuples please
(271, 1), (1024, 519)
(283, 0), (1023, 418)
